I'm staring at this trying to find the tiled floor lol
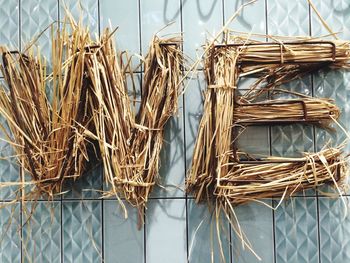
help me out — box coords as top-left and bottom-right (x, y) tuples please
(0, 0), (350, 262)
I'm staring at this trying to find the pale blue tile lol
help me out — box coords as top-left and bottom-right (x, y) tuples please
(140, 0), (181, 54)
(22, 201), (61, 263)
(274, 197), (319, 263)
(59, 0), (99, 35)
(182, 0), (223, 62)
(100, 0), (140, 69)
(319, 197), (350, 263)
(146, 199), (187, 263)
(311, 1), (350, 39)
(104, 201), (144, 263)
(224, 0), (266, 34)
(0, 0), (19, 49)
(21, 0), (58, 72)
(232, 200), (274, 263)
(184, 71), (205, 173)
(187, 200), (230, 263)
(0, 202), (21, 263)
(267, 0), (310, 36)
(152, 97), (185, 198)
(62, 201), (102, 263)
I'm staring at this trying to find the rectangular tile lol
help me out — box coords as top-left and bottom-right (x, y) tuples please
(184, 71), (205, 173)
(62, 200), (102, 262)
(100, 0), (140, 69)
(22, 201), (61, 263)
(140, 0), (181, 54)
(319, 197), (350, 263)
(182, 0), (223, 62)
(274, 197), (319, 263)
(187, 200), (230, 263)
(151, 97), (185, 198)
(232, 200), (274, 263)
(59, 0), (99, 34)
(224, 0), (266, 34)
(0, 0), (19, 49)
(146, 199), (187, 263)
(267, 0), (310, 36)
(104, 201), (144, 263)
(310, 1), (350, 39)
(0, 202), (21, 263)
(63, 163), (103, 199)
(21, 0), (58, 72)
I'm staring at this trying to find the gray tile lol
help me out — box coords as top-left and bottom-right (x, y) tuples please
(182, 0), (223, 62)
(274, 197), (319, 263)
(224, 0), (266, 34)
(62, 201), (102, 263)
(232, 200), (274, 263)
(146, 199), (187, 263)
(104, 201), (144, 263)
(319, 197), (350, 263)
(21, 0), (58, 72)
(22, 201), (61, 263)
(0, 202), (21, 263)
(140, 0), (181, 54)
(187, 200), (230, 263)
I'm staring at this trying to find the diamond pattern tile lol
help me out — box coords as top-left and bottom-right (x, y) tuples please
(0, 0), (19, 49)
(319, 197), (350, 263)
(0, 202), (21, 263)
(274, 197), (319, 263)
(22, 201), (61, 263)
(59, 0), (99, 34)
(267, 0), (310, 36)
(21, 0), (58, 71)
(311, 0), (350, 39)
(62, 201), (102, 263)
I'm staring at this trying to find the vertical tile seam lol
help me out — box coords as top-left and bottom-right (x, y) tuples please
(309, 3), (322, 263)
(179, 0), (190, 262)
(264, 1), (277, 263)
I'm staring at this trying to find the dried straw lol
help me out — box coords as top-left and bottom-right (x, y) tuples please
(85, 32), (183, 215)
(187, 38), (349, 203)
(0, 16), (93, 199)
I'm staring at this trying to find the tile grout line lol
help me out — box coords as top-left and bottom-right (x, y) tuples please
(264, 1), (277, 263)
(97, 1), (105, 261)
(18, 1), (23, 262)
(179, 0), (190, 262)
(309, 3), (322, 263)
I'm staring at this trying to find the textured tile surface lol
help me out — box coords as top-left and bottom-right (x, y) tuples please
(0, 1), (348, 263)
(62, 201), (102, 263)
(22, 202), (61, 263)
(319, 197), (350, 263)
(274, 197), (319, 263)
(21, 0), (58, 68)
(0, 202), (21, 263)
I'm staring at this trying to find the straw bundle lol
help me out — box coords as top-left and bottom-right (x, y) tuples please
(187, 40), (348, 204)
(0, 19), (92, 199)
(216, 147), (346, 205)
(86, 33), (183, 212)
